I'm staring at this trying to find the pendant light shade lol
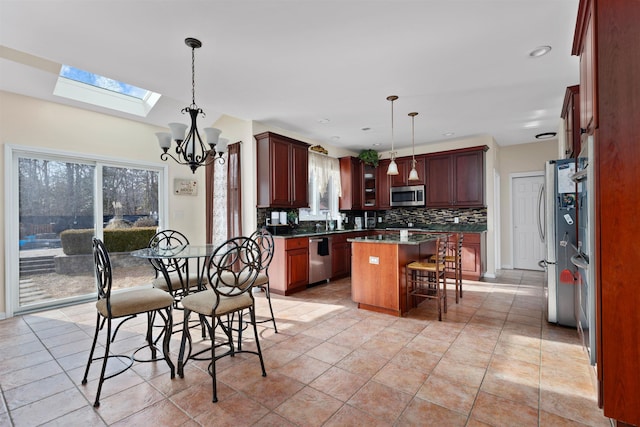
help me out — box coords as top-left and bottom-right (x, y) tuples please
(386, 95), (399, 175)
(408, 112), (419, 181)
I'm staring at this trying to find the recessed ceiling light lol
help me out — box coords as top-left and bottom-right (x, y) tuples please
(361, 127), (371, 131)
(529, 45), (552, 57)
(373, 143), (381, 146)
(330, 136), (340, 141)
(442, 132), (455, 137)
(318, 118), (330, 124)
(535, 132), (557, 139)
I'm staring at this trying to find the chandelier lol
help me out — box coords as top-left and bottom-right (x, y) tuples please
(155, 38), (226, 174)
(386, 95), (399, 175)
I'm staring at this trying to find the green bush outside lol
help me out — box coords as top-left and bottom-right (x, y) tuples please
(60, 227), (158, 255)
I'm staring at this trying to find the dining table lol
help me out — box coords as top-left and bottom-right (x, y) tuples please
(131, 244), (218, 293)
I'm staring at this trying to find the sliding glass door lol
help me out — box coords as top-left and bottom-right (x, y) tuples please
(7, 147), (166, 315)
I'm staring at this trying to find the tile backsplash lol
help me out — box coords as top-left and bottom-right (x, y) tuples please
(257, 207), (486, 230)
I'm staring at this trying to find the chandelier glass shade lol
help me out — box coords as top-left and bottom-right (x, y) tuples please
(156, 37), (225, 174)
(386, 95), (399, 176)
(408, 112), (419, 181)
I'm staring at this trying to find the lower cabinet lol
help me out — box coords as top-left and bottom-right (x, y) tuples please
(270, 237), (309, 295)
(331, 234), (351, 279)
(460, 233), (485, 281)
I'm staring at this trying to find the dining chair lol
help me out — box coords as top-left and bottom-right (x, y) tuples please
(82, 238), (175, 407)
(177, 236), (267, 402)
(406, 236), (448, 320)
(148, 229), (201, 299)
(247, 228), (277, 332)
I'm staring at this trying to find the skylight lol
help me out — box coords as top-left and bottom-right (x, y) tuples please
(54, 65), (161, 117)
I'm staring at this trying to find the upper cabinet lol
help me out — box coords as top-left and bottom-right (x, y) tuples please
(377, 159), (392, 209)
(338, 156), (362, 210)
(425, 146), (488, 208)
(255, 132), (310, 208)
(573, 1), (596, 136)
(561, 85), (581, 158)
(390, 156), (426, 187)
(362, 164), (377, 210)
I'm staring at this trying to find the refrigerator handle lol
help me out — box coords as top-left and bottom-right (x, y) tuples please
(537, 183), (545, 243)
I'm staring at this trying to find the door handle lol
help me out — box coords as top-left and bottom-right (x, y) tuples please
(537, 183), (545, 243)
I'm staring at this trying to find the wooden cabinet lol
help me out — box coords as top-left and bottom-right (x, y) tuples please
(573, 1), (640, 424)
(390, 156), (425, 187)
(331, 234), (351, 279)
(362, 165), (377, 210)
(425, 146), (487, 208)
(339, 157), (382, 210)
(561, 85), (581, 158)
(255, 132), (310, 208)
(459, 232), (485, 281)
(377, 159), (391, 209)
(270, 237), (309, 295)
(338, 156), (362, 210)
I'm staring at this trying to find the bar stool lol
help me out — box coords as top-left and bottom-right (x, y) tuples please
(431, 233), (464, 303)
(406, 237), (448, 320)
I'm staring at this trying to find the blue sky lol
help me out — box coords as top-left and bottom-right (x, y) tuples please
(60, 65), (149, 99)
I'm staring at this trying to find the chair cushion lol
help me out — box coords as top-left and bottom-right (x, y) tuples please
(152, 272), (200, 292)
(181, 289), (253, 317)
(254, 273), (269, 287)
(96, 287), (174, 318)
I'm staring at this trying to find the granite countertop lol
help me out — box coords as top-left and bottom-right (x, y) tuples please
(347, 233), (441, 245)
(269, 223), (486, 239)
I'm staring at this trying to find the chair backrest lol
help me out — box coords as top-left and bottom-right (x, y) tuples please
(434, 236), (448, 272)
(207, 236), (261, 298)
(249, 228), (274, 274)
(148, 229), (190, 274)
(92, 237), (113, 301)
(456, 233), (464, 261)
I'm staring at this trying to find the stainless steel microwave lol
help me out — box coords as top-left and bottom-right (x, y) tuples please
(390, 185), (425, 207)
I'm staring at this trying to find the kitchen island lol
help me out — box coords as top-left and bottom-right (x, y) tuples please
(347, 233), (442, 316)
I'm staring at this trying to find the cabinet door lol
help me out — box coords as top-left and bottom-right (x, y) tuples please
(286, 247), (309, 289)
(579, 5), (596, 134)
(390, 159), (410, 187)
(331, 240), (351, 279)
(425, 154), (453, 207)
(290, 143), (309, 208)
(271, 139), (292, 206)
(377, 159), (391, 209)
(453, 150), (484, 207)
(461, 236), (481, 279)
(339, 157), (362, 210)
(362, 165), (377, 209)
(391, 157), (425, 187)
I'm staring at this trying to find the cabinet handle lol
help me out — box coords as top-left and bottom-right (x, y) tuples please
(580, 128), (587, 134)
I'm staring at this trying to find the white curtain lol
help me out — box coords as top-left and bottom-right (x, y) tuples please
(308, 152), (341, 197)
(212, 154), (227, 247)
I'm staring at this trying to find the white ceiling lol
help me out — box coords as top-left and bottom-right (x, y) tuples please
(0, 0), (580, 152)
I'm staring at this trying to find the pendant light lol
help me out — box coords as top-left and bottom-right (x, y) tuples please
(386, 95), (399, 175)
(408, 112), (419, 181)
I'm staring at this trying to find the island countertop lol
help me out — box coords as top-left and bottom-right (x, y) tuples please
(347, 233), (443, 245)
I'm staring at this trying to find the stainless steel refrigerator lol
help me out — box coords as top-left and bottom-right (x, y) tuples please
(538, 158), (577, 327)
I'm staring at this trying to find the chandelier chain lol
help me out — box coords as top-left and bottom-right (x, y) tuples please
(191, 46), (196, 107)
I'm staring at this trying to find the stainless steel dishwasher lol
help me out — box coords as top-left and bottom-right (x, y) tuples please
(308, 236), (332, 284)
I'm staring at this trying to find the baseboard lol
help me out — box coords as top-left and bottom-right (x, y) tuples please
(483, 273), (496, 279)
(502, 264), (513, 270)
(0, 312), (6, 320)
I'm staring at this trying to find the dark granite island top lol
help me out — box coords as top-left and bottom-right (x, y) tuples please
(347, 233), (443, 245)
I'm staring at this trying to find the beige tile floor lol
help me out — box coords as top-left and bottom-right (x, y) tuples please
(0, 270), (610, 426)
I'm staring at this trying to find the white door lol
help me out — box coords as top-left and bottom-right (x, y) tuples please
(512, 174), (545, 270)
